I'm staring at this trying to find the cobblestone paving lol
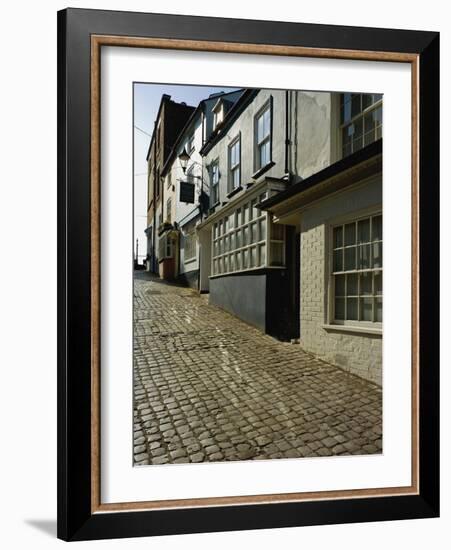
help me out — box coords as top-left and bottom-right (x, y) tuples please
(133, 272), (382, 466)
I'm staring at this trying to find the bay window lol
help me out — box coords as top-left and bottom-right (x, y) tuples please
(211, 193), (286, 276)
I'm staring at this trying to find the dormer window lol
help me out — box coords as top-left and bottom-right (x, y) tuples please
(212, 99), (224, 131)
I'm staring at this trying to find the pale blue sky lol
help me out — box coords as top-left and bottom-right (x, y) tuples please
(133, 83), (238, 262)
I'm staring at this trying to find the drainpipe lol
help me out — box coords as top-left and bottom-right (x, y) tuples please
(285, 90), (289, 177)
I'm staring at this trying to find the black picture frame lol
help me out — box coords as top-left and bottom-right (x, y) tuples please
(57, 8), (439, 541)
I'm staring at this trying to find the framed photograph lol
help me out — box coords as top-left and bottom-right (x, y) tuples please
(57, 8), (439, 541)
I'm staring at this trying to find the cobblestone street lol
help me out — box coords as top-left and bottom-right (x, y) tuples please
(133, 272), (382, 465)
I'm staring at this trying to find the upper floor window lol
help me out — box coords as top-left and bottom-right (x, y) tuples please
(210, 160), (219, 206)
(340, 93), (382, 158)
(228, 135), (241, 192)
(331, 213), (382, 325)
(254, 100), (272, 171)
(212, 101), (224, 131)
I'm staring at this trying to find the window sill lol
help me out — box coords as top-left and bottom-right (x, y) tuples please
(209, 266), (286, 279)
(322, 324), (382, 336)
(226, 186), (242, 199)
(252, 161), (275, 180)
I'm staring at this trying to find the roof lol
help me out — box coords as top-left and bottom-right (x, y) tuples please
(199, 89), (260, 156)
(160, 89), (245, 177)
(145, 95), (195, 162)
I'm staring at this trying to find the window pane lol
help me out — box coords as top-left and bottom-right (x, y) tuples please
(344, 223), (356, 245)
(257, 115), (264, 142)
(360, 298), (373, 321)
(341, 95), (352, 124)
(354, 116), (363, 139)
(235, 209), (241, 227)
(243, 226), (249, 246)
(357, 218), (370, 243)
(374, 271), (382, 295)
(335, 274), (345, 297)
(235, 229), (241, 248)
(375, 298), (383, 322)
(235, 252), (241, 270)
(344, 246), (356, 270)
(347, 273), (358, 296)
(224, 255), (229, 272)
(372, 215), (382, 241)
(213, 259), (217, 275)
(251, 199), (258, 219)
(263, 108), (270, 137)
(361, 272), (373, 295)
(362, 93), (373, 110)
(351, 94), (361, 118)
(335, 298), (345, 320)
(243, 204), (249, 224)
(251, 222), (257, 243)
(258, 244), (266, 266)
(235, 167), (240, 187)
(259, 218), (266, 241)
(333, 249), (343, 272)
(346, 298), (358, 320)
(334, 226), (343, 248)
(373, 105), (383, 126)
(229, 254), (235, 271)
(372, 242), (383, 268)
(358, 244), (371, 269)
(250, 246), (257, 267)
(242, 249), (248, 269)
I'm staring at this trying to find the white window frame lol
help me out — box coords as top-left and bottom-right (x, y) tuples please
(328, 210), (383, 328)
(254, 98), (272, 172)
(210, 191), (286, 277)
(210, 159), (220, 206)
(158, 234), (174, 260)
(228, 134), (241, 192)
(340, 93), (382, 159)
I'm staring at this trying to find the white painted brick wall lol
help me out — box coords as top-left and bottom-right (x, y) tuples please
(299, 180), (383, 386)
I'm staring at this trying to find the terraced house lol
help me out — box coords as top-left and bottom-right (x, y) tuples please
(157, 90), (243, 288)
(197, 89), (383, 384)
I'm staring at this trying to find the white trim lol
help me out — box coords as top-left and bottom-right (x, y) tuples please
(327, 209), (383, 326)
(322, 324), (383, 336)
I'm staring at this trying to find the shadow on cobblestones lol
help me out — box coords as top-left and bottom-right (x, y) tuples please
(133, 273), (382, 466)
